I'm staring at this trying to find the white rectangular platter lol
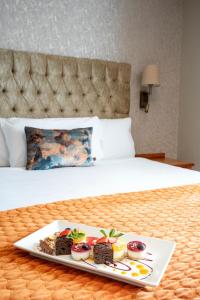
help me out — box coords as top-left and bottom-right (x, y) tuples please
(14, 220), (176, 287)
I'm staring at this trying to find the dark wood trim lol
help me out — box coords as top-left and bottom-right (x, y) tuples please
(135, 153), (165, 159)
(135, 152), (194, 169)
(176, 163), (194, 169)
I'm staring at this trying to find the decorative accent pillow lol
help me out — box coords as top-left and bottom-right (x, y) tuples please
(2, 116), (102, 168)
(25, 127), (94, 170)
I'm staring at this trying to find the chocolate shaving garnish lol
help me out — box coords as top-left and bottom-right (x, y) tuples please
(141, 258), (153, 262)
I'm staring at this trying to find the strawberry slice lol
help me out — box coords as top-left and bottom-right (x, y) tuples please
(108, 237), (117, 244)
(96, 237), (117, 244)
(96, 237), (109, 244)
(86, 236), (98, 246)
(59, 228), (71, 237)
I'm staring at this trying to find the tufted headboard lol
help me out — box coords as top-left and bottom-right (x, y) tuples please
(0, 48), (131, 119)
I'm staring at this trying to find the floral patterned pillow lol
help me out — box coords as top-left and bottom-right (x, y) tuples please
(25, 127), (94, 170)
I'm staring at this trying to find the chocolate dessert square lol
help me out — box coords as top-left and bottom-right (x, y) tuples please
(93, 243), (113, 264)
(55, 236), (73, 255)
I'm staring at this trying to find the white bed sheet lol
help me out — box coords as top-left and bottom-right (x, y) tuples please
(1, 157), (200, 211)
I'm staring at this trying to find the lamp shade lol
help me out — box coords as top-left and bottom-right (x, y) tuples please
(142, 64), (160, 86)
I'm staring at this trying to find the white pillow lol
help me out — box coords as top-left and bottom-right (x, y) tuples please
(0, 118), (9, 167)
(100, 118), (135, 159)
(2, 117), (103, 167)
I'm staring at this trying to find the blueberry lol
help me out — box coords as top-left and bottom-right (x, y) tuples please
(137, 243), (145, 251)
(82, 244), (89, 250)
(65, 227), (71, 230)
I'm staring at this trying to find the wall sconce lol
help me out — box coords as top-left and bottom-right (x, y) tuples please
(140, 64), (160, 113)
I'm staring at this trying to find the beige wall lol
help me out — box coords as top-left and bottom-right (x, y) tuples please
(178, 0), (200, 170)
(0, 0), (182, 158)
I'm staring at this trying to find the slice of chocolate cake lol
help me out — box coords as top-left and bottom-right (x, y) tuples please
(55, 236), (73, 255)
(93, 242), (113, 264)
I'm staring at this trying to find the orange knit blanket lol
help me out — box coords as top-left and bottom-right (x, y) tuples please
(0, 184), (200, 300)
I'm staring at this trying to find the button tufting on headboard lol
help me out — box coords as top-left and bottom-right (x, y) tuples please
(0, 48), (131, 118)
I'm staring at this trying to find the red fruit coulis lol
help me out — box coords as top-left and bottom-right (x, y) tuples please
(71, 243), (91, 253)
(127, 241), (146, 252)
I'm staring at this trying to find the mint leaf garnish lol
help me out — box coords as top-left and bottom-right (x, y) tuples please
(100, 229), (107, 237)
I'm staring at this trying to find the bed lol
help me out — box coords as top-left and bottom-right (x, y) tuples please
(1, 158), (200, 211)
(0, 48), (200, 299)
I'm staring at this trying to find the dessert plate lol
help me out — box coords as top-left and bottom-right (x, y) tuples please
(14, 220), (175, 287)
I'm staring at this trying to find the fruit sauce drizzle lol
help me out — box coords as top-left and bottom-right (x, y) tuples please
(82, 259), (132, 272)
(82, 258), (153, 280)
(135, 260), (153, 280)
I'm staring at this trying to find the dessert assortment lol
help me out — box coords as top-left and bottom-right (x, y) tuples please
(14, 220), (175, 287)
(39, 226), (153, 280)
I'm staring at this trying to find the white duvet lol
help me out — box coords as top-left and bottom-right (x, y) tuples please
(1, 157), (200, 211)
